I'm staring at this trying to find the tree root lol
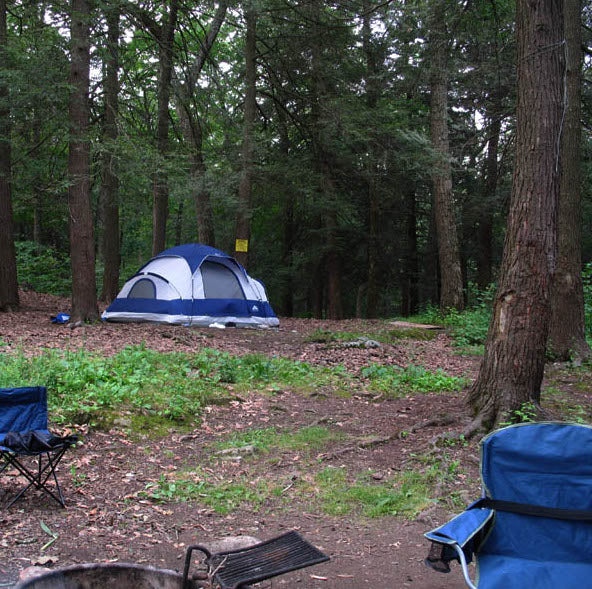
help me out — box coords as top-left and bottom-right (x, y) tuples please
(404, 414), (458, 437)
(317, 433), (397, 461)
(461, 414), (488, 440)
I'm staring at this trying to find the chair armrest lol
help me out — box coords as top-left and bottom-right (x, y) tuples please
(424, 505), (494, 589)
(425, 503), (494, 549)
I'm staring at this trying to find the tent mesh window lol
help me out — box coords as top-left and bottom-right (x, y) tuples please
(128, 278), (157, 299)
(201, 261), (245, 299)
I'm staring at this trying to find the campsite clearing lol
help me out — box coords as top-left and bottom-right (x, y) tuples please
(0, 291), (590, 588)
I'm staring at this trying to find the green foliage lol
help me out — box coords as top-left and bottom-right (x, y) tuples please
(361, 363), (467, 395)
(304, 329), (342, 343)
(385, 328), (439, 341)
(0, 345), (216, 424)
(0, 346), (350, 426)
(546, 396), (590, 425)
(216, 426), (344, 454)
(15, 241), (71, 296)
(443, 307), (490, 349)
(499, 401), (538, 426)
(409, 285), (493, 350)
(314, 466), (437, 518)
(189, 348), (344, 391)
(142, 472), (274, 514)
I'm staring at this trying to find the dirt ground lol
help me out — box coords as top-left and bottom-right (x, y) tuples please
(0, 292), (512, 587)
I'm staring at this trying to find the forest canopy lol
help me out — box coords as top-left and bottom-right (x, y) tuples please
(2, 0), (592, 320)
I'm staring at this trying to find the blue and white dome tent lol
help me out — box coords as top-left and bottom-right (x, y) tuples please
(102, 244), (279, 328)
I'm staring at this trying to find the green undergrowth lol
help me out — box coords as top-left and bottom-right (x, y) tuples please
(0, 345), (350, 427)
(313, 466), (437, 518)
(0, 343), (463, 428)
(385, 327), (440, 341)
(16, 241), (72, 297)
(216, 425), (346, 454)
(406, 289), (493, 352)
(543, 372), (592, 424)
(361, 363), (468, 395)
(140, 446), (463, 518)
(140, 472), (278, 514)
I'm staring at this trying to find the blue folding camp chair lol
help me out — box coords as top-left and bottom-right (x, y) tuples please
(424, 422), (592, 588)
(0, 386), (77, 508)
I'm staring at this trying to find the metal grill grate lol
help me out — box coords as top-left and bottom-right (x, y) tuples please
(207, 531), (329, 589)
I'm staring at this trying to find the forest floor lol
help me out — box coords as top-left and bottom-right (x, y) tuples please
(0, 292), (590, 588)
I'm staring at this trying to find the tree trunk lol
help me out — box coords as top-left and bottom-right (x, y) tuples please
(175, 0), (227, 247)
(429, 2), (464, 312)
(401, 184), (418, 316)
(477, 110), (501, 290)
(363, 0), (380, 319)
(324, 170), (343, 320)
(548, 0), (590, 362)
(32, 116), (42, 245)
(466, 0), (564, 433)
(0, 0), (18, 311)
(151, 0), (178, 256)
(99, 4), (120, 303)
(177, 105), (216, 245)
(174, 198), (183, 245)
(277, 109), (294, 317)
(311, 259), (324, 319)
(310, 1), (342, 319)
(68, 0), (98, 322)
(234, 2), (256, 269)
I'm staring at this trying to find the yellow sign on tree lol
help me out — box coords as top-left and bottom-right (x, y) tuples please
(235, 239), (249, 253)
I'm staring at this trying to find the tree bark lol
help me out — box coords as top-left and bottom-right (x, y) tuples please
(277, 108), (294, 317)
(323, 169), (343, 320)
(401, 184), (418, 316)
(363, 0), (380, 319)
(477, 110), (501, 290)
(467, 0), (564, 432)
(0, 0), (18, 311)
(99, 4), (120, 303)
(429, 1), (464, 312)
(234, 1), (257, 269)
(151, 0), (179, 256)
(548, 0), (590, 362)
(68, 0), (98, 322)
(310, 1), (342, 319)
(175, 0), (227, 247)
(174, 197), (183, 246)
(177, 105), (216, 245)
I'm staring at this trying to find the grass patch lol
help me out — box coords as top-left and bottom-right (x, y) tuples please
(385, 328), (440, 341)
(141, 472), (277, 514)
(361, 363), (467, 395)
(0, 345), (217, 425)
(216, 425), (346, 454)
(0, 346), (353, 429)
(543, 380), (592, 424)
(304, 329), (351, 343)
(313, 467), (437, 518)
(197, 348), (344, 390)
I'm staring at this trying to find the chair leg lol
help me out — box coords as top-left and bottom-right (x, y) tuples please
(1, 448), (68, 508)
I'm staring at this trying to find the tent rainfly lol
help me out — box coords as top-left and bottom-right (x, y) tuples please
(101, 244), (279, 328)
